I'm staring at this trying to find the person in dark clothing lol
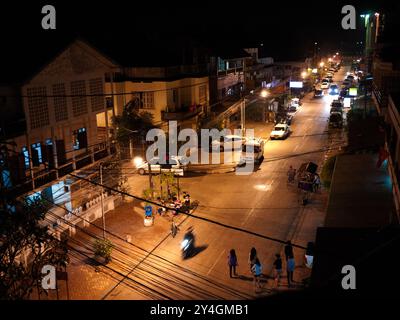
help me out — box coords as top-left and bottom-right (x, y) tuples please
(273, 254), (283, 287)
(228, 249), (238, 278)
(287, 256), (295, 288)
(284, 241), (294, 260)
(248, 247), (257, 271)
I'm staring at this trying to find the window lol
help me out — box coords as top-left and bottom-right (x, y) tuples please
(199, 85), (207, 105)
(22, 147), (30, 169)
(72, 127), (87, 150)
(132, 92), (154, 109)
(89, 78), (104, 112)
(53, 83), (68, 122)
(172, 89), (178, 105)
(27, 87), (49, 129)
(106, 96), (113, 108)
(70, 80), (88, 117)
(31, 143), (42, 167)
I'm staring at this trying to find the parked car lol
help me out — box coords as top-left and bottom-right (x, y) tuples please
(331, 99), (344, 109)
(328, 84), (339, 95)
(314, 89), (324, 98)
(328, 112), (343, 128)
(321, 81), (329, 89)
(136, 156), (188, 176)
(275, 113), (293, 125)
(211, 134), (244, 151)
(238, 137), (265, 166)
(270, 123), (290, 140)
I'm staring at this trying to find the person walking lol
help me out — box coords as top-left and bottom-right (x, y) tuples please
(273, 254), (283, 287)
(228, 249), (238, 278)
(287, 256), (295, 288)
(251, 258), (263, 292)
(287, 166), (296, 183)
(183, 191), (191, 207)
(248, 247), (257, 272)
(171, 219), (179, 238)
(284, 241), (294, 261)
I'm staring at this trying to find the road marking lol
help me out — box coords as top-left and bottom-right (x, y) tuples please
(207, 249), (225, 276)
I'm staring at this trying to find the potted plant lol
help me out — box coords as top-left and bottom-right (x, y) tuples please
(93, 238), (113, 264)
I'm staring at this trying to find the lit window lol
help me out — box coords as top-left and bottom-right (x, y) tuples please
(22, 147), (30, 168)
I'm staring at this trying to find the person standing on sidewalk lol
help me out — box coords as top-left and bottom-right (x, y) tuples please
(228, 249), (238, 278)
(171, 219), (179, 238)
(251, 258), (263, 292)
(287, 256), (295, 288)
(248, 247), (257, 272)
(273, 254), (283, 287)
(284, 241), (294, 260)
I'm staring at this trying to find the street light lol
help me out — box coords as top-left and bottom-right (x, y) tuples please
(133, 156), (144, 167)
(301, 71), (307, 79)
(260, 89), (269, 98)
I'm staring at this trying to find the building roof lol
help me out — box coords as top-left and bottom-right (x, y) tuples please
(310, 226), (400, 298)
(324, 154), (393, 229)
(0, 34), (77, 86)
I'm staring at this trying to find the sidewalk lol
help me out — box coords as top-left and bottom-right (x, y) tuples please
(38, 198), (188, 300)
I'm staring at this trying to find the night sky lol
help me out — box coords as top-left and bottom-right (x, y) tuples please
(0, 0), (395, 79)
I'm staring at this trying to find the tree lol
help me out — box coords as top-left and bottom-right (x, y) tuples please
(112, 100), (155, 145)
(93, 238), (113, 263)
(0, 197), (69, 300)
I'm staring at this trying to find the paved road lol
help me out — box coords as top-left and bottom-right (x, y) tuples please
(65, 66), (350, 300)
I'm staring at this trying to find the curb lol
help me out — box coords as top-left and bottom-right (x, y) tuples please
(186, 164), (237, 174)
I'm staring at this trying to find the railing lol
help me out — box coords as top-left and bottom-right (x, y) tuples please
(161, 105), (203, 121)
(386, 147), (400, 222)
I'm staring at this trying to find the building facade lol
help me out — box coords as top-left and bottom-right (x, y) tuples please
(2, 40), (118, 192)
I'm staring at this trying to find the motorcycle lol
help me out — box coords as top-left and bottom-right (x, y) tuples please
(181, 231), (195, 258)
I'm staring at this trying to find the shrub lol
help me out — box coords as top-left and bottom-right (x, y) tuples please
(321, 156), (337, 189)
(93, 238), (113, 262)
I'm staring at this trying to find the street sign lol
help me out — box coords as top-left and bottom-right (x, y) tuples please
(290, 81), (303, 88)
(349, 87), (358, 96)
(144, 205), (152, 217)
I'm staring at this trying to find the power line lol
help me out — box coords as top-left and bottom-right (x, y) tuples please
(67, 172), (307, 249)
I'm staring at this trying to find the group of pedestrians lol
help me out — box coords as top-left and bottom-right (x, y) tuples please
(157, 191), (191, 217)
(227, 240), (297, 292)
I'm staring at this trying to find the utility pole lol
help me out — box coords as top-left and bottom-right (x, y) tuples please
(241, 98), (246, 134)
(100, 163), (106, 239)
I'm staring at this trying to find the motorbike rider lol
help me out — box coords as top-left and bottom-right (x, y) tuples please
(182, 227), (195, 257)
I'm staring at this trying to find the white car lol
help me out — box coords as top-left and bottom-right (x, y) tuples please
(211, 134), (244, 151)
(136, 155), (188, 176)
(270, 123), (290, 140)
(238, 137), (265, 166)
(321, 81), (329, 89)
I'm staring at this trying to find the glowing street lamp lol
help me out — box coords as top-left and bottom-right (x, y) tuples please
(260, 89), (269, 98)
(301, 71), (307, 79)
(319, 62), (324, 68)
(133, 156), (144, 167)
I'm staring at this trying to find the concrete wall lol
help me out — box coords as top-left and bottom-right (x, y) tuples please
(105, 76), (209, 126)
(18, 40), (117, 165)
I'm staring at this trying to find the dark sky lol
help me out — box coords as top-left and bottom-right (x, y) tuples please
(0, 0), (396, 79)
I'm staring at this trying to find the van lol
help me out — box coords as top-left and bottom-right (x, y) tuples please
(238, 137), (265, 166)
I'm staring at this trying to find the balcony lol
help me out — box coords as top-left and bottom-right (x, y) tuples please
(161, 104), (203, 121)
